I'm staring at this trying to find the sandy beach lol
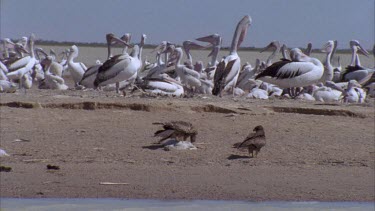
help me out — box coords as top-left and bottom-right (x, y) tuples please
(0, 83), (374, 202)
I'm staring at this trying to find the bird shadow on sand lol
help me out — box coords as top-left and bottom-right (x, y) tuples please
(227, 154), (251, 160)
(142, 144), (165, 150)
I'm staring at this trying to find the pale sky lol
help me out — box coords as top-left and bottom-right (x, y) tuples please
(1, 0), (374, 49)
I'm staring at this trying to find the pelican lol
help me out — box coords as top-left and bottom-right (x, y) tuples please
(343, 80), (366, 103)
(79, 34), (129, 88)
(7, 34), (37, 88)
(67, 45), (87, 85)
(196, 33), (222, 79)
(246, 87), (269, 99)
(120, 33), (131, 55)
(166, 46), (202, 92)
(196, 33), (221, 67)
(281, 44), (291, 60)
(94, 34), (145, 94)
(135, 73), (184, 97)
(182, 40), (208, 68)
(0, 80), (17, 93)
(255, 48), (324, 89)
(41, 56), (69, 90)
(343, 40), (373, 83)
(36, 48), (64, 77)
(260, 40), (281, 67)
(320, 40), (335, 82)
(312, 83), (342, 102)
(236, 59), (260, 91)
(212, 15), (252, 96)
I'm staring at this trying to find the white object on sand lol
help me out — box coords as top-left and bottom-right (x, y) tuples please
(163, 140), (197, 150)
(0, 148), (10, 157)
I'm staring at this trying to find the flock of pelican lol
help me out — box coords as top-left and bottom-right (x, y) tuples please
(1, 15), (374, 103)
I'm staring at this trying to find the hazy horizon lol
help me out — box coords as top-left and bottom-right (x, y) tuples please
(1, 0), (374, 50)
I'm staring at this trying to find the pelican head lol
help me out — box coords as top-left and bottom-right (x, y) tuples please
(106, 33), (131, 47)
(321, 40), (335, 53)
(140, 34), (147, 47)
(196, 34), (222, 46)
(260, 40), (280, 53)
(120, 33), (132, 44)
(290, 48), (308, 61)
(183, 40), (209, 51)
(235, 15), (252, 49)
(14, 43), (29, 54)
(151, 41), (172, 53)
(350, 40), (369, 57)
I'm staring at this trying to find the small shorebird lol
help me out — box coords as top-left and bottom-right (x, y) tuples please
(233, 125), (266, 158)
(153, 121), (197, 144)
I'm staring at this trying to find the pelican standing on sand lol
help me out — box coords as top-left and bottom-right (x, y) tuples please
(67, 45), (87, 85)
(94, 34), (145, 93)
(212, 15), (252, 96)
(255, 48), (324, 89)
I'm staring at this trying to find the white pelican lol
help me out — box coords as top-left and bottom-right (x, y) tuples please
(79, 34), (129, 89)
(236, 59), (260, 91)
(212, 15), (252, 96)
(255, 48), (324, 89)
(166, 46), (201, 92)
(67, 45), (87, 85)
(0, 80), (17, 93)
(246, 87), (269, 99)
(182, 40), (208, 68)
(0, 61), (9, 80)
(196, 33), (221, 67)
(195, 33), (222, 79)
(312, 83), (342, 102)
(343, 80), (366, 103)
(36, 48), (64, 77)
(94, 34), (145, 93)
(120, 33), (131, 55)
(260, 40), (281, 67)
(42, 56), (69, 90)
(136, 73), (184, 97)
(343, 40), (374, 83)
(320, 40), (335, 82)
(281, 44), (291, 60)
(7, 34), (37, 88)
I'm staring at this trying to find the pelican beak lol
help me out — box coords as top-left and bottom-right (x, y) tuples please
(196, 34), (220, 46)
(260, 43), (273, 53)
(183, 41), (211, 50)
(151, 43), (166, 53)
(236, 15), (252, 49)
(358, 44), (370, 57)
(112, 36), (131, 47)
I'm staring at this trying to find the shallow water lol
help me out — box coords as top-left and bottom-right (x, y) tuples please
(1, 198), (374, 211)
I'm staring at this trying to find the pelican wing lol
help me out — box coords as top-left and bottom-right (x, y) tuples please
(94, 54), (131, 86)
(79, 62), (88, 71)
(80, 65), (100, 83)
(212, 59), (236, 95)
(256, 60), (312, 80)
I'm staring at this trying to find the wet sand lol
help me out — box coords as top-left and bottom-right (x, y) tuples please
(0, 86), (374, 201)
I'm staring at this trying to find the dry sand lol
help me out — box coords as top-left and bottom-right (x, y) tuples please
(0, 83), (374, 201)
